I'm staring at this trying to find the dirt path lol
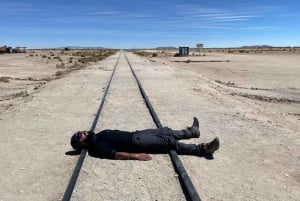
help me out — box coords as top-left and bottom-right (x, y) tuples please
(71, 52), (185, 201)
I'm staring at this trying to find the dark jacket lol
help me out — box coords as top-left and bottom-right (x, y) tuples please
(88, 130), (134, 159)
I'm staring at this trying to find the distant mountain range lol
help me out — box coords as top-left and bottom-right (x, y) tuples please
(59, 46), (105, 49)
(155, 46), (177, 49)
(240, 45), (274, 48)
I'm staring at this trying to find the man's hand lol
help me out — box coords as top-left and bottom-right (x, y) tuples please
(115, 152), (152, 161)
(134, 153), (152, 161)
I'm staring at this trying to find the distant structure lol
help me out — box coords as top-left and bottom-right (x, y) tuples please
(179, 46), (189, 56)
(196, 44), (204, 55)
(0, 46), (26, 54)
(13, 47), (27, 53)
(0, 45), (12, 54)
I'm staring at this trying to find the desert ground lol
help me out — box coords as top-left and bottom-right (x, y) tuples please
(0, 49), (299, 200)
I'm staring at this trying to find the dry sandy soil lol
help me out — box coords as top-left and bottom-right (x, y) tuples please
(0, 50), (299, 200)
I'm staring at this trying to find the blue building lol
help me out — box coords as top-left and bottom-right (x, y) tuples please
(179, 46), (189, 56)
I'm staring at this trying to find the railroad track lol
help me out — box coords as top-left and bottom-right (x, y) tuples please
(62, 51), (201, 201)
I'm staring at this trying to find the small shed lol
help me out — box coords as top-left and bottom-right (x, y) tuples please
(179, 46), (189, 56)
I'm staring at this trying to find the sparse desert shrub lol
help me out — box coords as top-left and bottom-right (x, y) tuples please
(78, 54), (105, 63)
(56, 63), (65, 68)
(133, 51), (152, 57)
(152, 53), (158, 57)
(72, 50), (115, 62)
(42, 55), (47, 58)
(77, 58), (87, 63)
(55, 71), (64, 76)
(215, 80), (235, 87)
(42, 77), (53, 82)
(69, 63), (83, 69)
(12, 91), (29, 98)
(0, 76), (10, 82)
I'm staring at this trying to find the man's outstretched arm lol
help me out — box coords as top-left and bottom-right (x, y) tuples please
(114, 152), (152, 161)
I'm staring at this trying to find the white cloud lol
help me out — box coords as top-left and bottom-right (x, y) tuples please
(239, 26), (278, 30)
(0, 2), (39, 14)
(91, 11), (122, 15)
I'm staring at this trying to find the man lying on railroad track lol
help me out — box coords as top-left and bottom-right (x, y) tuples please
(70, 117), (220, 161)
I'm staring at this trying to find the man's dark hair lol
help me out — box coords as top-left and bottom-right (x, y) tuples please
(70, 131), (95, 150)
(70, 131), (82, 150)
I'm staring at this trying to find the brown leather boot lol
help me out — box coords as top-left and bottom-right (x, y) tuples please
(187, 117), (200, 138)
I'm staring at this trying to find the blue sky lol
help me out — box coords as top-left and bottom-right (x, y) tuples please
(1, 0), (299, 48)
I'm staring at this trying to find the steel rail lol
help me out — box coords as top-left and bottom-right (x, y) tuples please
(62, 53), (121, 201)
(124, 52), (202, 201)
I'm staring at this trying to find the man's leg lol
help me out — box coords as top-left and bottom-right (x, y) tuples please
(173, 138), (220, 158)
(173, 142), (201, 156)
(132, 132), (219, 157)
(165, 117), (201, 140)
(136, 127), (194, 140)
(135, 117), (200, 140)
